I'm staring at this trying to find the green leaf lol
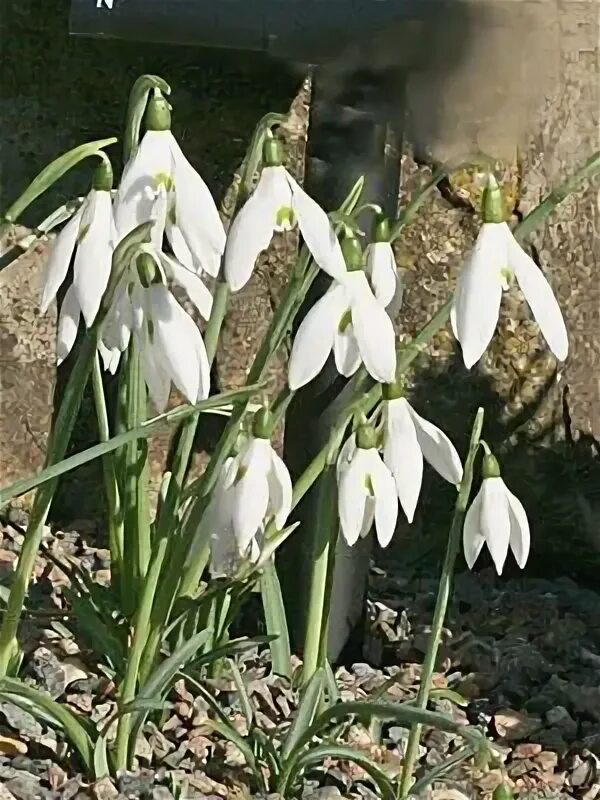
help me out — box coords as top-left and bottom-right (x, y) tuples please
(410, 745), (477, 796)
(138, 629), (212, 704)
(3, 138), (117, 223)
(282, 669), (324, 760)
(0, 383), (264, 507)
(203, 719), (260, 777)
(0, 678), (94, 769)
(230, 660), (254, 729)
(260, 558), (291, 679)
(280, 743), (395, 800)
(430, 688), (469, 707)
(93, 733), (110, 780)
(124, 75), (171, 163)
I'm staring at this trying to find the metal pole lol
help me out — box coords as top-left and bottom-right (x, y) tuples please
(281, 63), (405, 661)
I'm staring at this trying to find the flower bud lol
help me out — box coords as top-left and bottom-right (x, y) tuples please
(481, 173), (506, 224)
(262, 137), (284, 167)
(252, 407), (274, 439)
(372, 214), (391, 243)
(482, 452), (501, 479)
(356, 424), (378, 450)
(342, 234), (363, 272)
(382, 379), (405, 401)
(145, 90), (172, 132)
(92, 159), (113, 192)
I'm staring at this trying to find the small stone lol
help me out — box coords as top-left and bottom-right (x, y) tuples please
(512, 742), (542, 759)
(0, 785), (17, 800)
(91, 777), (118, 800)
(5, 773), (40, 800)
(151, 789), (174, 800)
(536, 750), (559, 772)
(545, 705), (577, 738)
(0, 737), (27, 757)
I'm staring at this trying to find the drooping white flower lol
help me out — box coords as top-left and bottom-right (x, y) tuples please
(114, 90), (226, 277)
(288, 270), (397, 389)
(451, 174), (568, 369)
(463, 453), (530, 575)
(365, 216), (403, 314)
(41, 160), (114, 328)
(187, 457), (260, 578)
(382, 390), (463, 523)
(110, 250), (211, 410)
(227, 413), (293, 554)
(224, 138), (347, 291)
(337, 427), (398, 547)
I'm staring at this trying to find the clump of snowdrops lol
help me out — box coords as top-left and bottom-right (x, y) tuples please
(0, 74), (598, 797)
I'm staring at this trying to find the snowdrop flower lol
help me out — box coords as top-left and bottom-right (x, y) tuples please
(337, 426), (398, 547)
(382, 384), (463, 523)
(114, 90), (226, 277)
(227, 409), (293, 554)
(288, 237), (396, 389)
(451, 173), (568, 369)
(97, 249), (213, 411)
(463, 452), (530, 575)
(365, 215), (403, 314)
(224, 137), (347, 291)
(187, 457), (260, 578)
(42, 159), (114, 329)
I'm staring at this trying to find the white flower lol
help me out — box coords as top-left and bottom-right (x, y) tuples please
(463, 465), (530, 575)
(451, 222), (568, 369)
(383, 396), (463, 523)
(365, 241), (403, 313)
(41, 184), (114, 328)
(337, 431), (398, 547)
(93, 248), (213, 410)
(288, 270), (396, 389)
(114, 94), (226, 277)
(188, 457), (260, 578)
(228, 433), (292, 555)
(224, 164), (347, 291)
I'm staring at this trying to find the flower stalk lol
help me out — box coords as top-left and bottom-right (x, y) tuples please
(398, 407), (485, 799)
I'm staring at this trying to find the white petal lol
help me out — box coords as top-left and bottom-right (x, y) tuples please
(114, 130), (172, 239)
(267, 448), (293, 530)
(169, 134), (226, 264)
(224, 167), (288, 291)
(406, 403), (463, 485)
(333, 324), (361, 377)
(366, 242), (398, 308)
(338, 449), (370, 546)
(383, 398), (423, 523)
(462, 487), (486, 569)
(287, 173), (347, 281)
(349, 272), (396, 383)
(233, 438), (271, 552)
(288, 282), (348, 390)
(504, 485), (531, 569)
(336, 433), (357, 483)
(150, 286), (204, 403)
(162, 254), (213, 320)
(140, 327), (171, 412)
(56, 285), (81, 365)
(102, 280), (133, 352)
(192, 325), (211, 402)
(480, 477), (511, 575)
(507, 231), (569, 361)
(73, 190), (114, 327)
(454, 223), (505, 368)
(41, 208), (83, 312)
(366, 449), (398, 548)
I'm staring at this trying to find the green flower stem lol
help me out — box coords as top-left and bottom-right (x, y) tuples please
(91, 353), (124, 601)
(135, 280), (230, 684)
(122, 341), (151, 611)
(2, 138), (117, 224)
(398, 407), (485, 799)
(300, 465), (339, 685)
(0, 333), (97, 676)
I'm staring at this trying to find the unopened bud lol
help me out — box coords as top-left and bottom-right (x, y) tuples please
(372, 214), (391, 243)
(482, 453), (501, 479)
(342, 235), (363, 272)
(262, 137), (284, 167)
(145, 90), (172, 132)
(356, 424), (378, 450)
(481, 173), (506, 224)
